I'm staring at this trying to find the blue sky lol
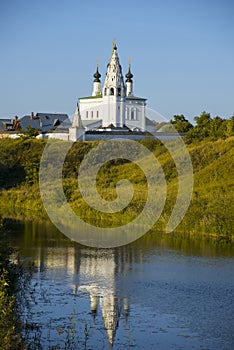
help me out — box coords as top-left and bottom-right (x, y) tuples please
(0, 0), (233, 122)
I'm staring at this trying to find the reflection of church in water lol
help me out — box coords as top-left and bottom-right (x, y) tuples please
(35, 244), (143, 348)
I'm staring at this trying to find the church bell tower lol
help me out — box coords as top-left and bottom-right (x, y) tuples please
(102, 42), (126, 127)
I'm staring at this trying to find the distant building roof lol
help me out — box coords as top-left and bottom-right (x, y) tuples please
(20, 113), (71, 132)
(0, 118), (12, 130)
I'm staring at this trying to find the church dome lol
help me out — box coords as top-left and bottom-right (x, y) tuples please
(93, 67), (101, 82)
(125, 67), (133, 82)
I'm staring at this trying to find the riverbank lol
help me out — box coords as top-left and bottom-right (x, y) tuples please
(0, 218), (22, 349)
(0, 137), (234, 239)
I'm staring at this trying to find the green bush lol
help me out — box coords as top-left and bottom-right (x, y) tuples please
(0, 219), (21, 349)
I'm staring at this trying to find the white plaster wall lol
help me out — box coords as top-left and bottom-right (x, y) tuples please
(92, 82), (101, 96)
(125, 100), (145, 130)
(80, 98), (103, 121)
(102, 96), (125, 127)
(69, 127), (85, 141)
(47, 132), (69, 141)
(126, 81), (133, 96)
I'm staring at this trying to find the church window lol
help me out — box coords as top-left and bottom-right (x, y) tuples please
(131, 109), (134, 120)
(125, 108), (128, 120)
(110, 88), (114, 95)
(117, 88), (121, 96)
(86, 111), (88, 118)
(91, 111), (93, 118)
(97, 111), (99, 118)
(104, 88), (107, 96)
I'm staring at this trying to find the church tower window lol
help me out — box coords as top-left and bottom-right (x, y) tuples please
(86, 111), (88, 118)
(117, 88), (121, 96)
(110, 88), (114, 95)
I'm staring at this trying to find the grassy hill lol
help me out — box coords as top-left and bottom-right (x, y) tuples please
(0, 136), (233, 239)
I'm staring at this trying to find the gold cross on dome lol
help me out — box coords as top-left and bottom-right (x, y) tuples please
(112, 38), (116, 51)
(128, 56), (131, 68)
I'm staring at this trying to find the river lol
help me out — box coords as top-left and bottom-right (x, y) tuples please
(5, 218), (234, 350)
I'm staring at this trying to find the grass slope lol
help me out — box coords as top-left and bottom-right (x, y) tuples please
(0, 137), (233, 238)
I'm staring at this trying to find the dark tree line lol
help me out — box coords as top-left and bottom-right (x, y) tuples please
(170, 112), (234, 142)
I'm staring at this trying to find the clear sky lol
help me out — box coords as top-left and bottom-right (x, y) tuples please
(0, 0), (233, 122)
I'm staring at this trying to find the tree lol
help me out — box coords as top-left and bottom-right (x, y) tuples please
(194, 111), (211, 129)
(25, 125), (40, 138)
(209, 116), (226, 139)
(170, 115), (193, 133)
(226, 116), (234, 137)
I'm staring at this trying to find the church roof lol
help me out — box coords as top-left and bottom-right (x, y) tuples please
(126, 96), (147, 101)
(145, 117), (157, 126)
(79, 95), (102, 100)
(93, 66), (101, 82)
(125, 67), (133, 82)
(85, 130), (148, 135)
(81, 119), (102, 126)
(72, 102), (84, 128)
(98, 124), (131, 131)
(103, 44), (125, 90)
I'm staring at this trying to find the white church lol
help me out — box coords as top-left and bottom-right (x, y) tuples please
(2, 42), (183, 141)
(2, 42), (160, 141)
(68, 42), (156, 141)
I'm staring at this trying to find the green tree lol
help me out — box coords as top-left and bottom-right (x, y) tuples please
(194, 111), (211, 134)
(25, 125), (40, 138)
(23, 154), (40, 185)
(209, 116), (226, 139)
(0, 219), (21, 349)
(226, 116), (234, 137)
(185, 111), (211, 142)
(170, 114), (193, 133)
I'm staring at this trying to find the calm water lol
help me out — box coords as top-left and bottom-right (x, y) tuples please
(6, 219), (234, 350)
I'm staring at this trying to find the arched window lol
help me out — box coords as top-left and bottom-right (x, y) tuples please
(110, 87), (114, 95)
(117, 88), (121, 96)
(86, 111), (88, 118)
(96, 111), (99, 118)
(91, 111), (93, 118)
(131, 109), (134, 120)
(125, 107), (128, 120)
(104, 88), (107, 96)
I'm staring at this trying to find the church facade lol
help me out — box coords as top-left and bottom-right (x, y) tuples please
(1, 43), (159, 141)
(66, 43), (158, 141)
(78, 42), (148, 134)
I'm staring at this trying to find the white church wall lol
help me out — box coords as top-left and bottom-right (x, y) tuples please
(125, 101), (145, 131)
(47, 132), (69, 141)
(80, 98), (103, 121)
